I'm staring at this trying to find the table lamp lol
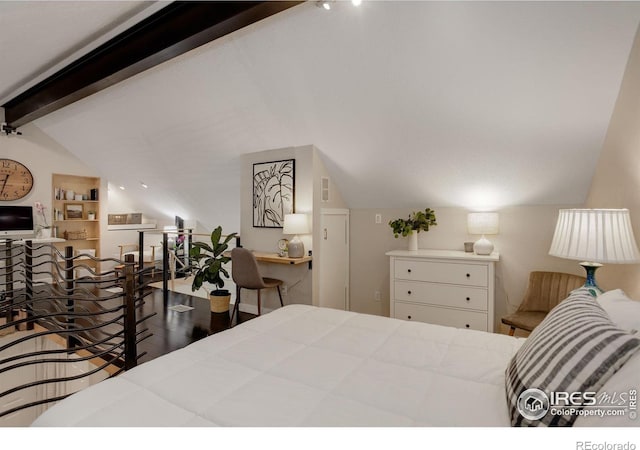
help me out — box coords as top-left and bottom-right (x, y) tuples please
(467, 212), (499, 255)
(283, 213), (309, 258)
(548, 208), (640, 296)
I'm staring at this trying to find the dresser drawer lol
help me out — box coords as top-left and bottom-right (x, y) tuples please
(394, 280), (488, 311)
(394, 302), (488, 332)
(394, 259), (488, 287)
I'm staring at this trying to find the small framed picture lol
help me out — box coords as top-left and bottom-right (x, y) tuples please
(65, 203), (84, 220)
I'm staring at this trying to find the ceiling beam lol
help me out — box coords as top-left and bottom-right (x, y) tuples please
(2, 1), (303, 128)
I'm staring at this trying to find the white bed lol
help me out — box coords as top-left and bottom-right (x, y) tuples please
(31, 290), (640, 427)
(32, 304), (523, 427)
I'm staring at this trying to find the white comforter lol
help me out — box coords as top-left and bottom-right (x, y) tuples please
(32, 305), (524, 426)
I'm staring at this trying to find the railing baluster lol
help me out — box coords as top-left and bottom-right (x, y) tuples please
(137, 231), (145, 298)
(64, 245), (78, 348)
(162, 232), (169, 303)
(25, 240), (33, 330)
(123, 253), (137, 370)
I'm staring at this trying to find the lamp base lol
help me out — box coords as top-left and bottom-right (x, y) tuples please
(473, 235), (494, 255)
(287, 236), (304, 258)
(579, 262), (604, 297)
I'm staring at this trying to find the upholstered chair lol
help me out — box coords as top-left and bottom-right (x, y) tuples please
(501, 271), (586, 336)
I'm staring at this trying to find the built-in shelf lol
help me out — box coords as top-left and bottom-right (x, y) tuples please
(1, 238), (66, 244)
(52, 173), (101, 270)
(107, 224), (157, 231)
(56, 200), (99, 203)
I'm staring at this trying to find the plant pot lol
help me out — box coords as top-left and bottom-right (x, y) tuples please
(39, 227), (52, 239)
(209, 290), (230, 313)
(408, 232), (418, 251)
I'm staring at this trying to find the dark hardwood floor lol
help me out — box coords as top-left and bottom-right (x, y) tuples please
(135, 287), (255, 364)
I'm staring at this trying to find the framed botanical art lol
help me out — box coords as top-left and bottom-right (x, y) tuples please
(253, 159), (295, 228)
(64, 203), (84, 220)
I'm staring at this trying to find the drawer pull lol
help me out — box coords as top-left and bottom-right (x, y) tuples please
(407, 269), (412, 273)
(465, 324), (470, 328)
(466, 273), (471, 278)
(407, 290), (412, 295)
(407, 315), (412, 320)
(466, 297), (470, 301)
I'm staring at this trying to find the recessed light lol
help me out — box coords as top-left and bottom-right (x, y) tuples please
(119, 185), (125, 190)
(352, 0), (362, 6)
(140, 182), (148, 189)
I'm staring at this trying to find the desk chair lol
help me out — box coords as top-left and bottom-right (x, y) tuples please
(501, 271), (586, 336)
(231, 247), (284, 324)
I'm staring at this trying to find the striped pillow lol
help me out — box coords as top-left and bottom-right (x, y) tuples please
(505, 287), (640, 426)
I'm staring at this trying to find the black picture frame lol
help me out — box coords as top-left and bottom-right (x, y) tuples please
(253, 159), (295, 228)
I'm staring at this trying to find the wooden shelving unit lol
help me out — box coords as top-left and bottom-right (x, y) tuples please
(52, 174), (101, 273)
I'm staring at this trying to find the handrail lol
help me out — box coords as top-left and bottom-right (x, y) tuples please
(132, 228), (240, 303)
(0, 239), (155, 421)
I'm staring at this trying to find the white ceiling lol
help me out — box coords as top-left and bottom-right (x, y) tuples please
(0, 1), (161, 103)
(4, 1), (640, 229)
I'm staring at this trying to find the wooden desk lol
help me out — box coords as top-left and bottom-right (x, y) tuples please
(252, 252), (312, 266)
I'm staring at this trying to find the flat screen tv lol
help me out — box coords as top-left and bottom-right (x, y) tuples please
(0, 206), (35, 237)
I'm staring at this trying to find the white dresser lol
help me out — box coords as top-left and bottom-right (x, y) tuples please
(386, 249), (499, 332)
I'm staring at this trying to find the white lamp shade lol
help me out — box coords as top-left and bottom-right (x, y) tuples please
(283, 214), (309, 235)
(467, 212), (500, 235)
(549, 209), (640, 264)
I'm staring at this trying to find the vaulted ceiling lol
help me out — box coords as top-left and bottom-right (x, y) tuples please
(3, 1), (640, 230)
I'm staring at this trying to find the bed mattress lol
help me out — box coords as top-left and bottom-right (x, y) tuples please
(32, 305), (524, 426)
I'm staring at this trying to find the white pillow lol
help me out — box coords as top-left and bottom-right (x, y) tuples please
(505, 288), (640, 426)
(598, 289), (640, 332)
(574, 349), (640, 427)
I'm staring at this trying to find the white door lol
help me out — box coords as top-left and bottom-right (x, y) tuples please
(319, 209), (349, 310)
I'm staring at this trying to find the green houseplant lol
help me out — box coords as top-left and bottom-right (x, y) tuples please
(190, 226), (237, 313)
(389, 208), (437, 250)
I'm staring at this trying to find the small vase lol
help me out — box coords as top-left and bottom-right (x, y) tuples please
(66, 190), (75, 201)
(40, 228), (52, 239)
(408, 232), (418, 251)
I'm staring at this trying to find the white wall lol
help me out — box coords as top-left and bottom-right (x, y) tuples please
(0, 120), (172, 266)
(0, 122), (107, 250)
(586, 24), (640, 300)
(238, 146), (314, 312)
(349, 205), (583, 334)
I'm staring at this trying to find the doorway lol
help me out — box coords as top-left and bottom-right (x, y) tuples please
(319, 209), (350, 310)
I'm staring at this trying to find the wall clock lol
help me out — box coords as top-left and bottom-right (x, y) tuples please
(0, 159), (34, 201)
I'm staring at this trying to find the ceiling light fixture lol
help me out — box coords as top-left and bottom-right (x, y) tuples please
(1, 122), (22, 136)
(119, 185), (125, 190)
(352, 0), (362, 6)
(140, 182), (148, 189)
(316, 1), (332, 10)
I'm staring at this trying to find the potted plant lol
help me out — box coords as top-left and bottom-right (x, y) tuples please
(87, 211), (96, 220)
(190, 226), (237, 313)
(389, 208), (437, 251)
(34, 201), (52, 238)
